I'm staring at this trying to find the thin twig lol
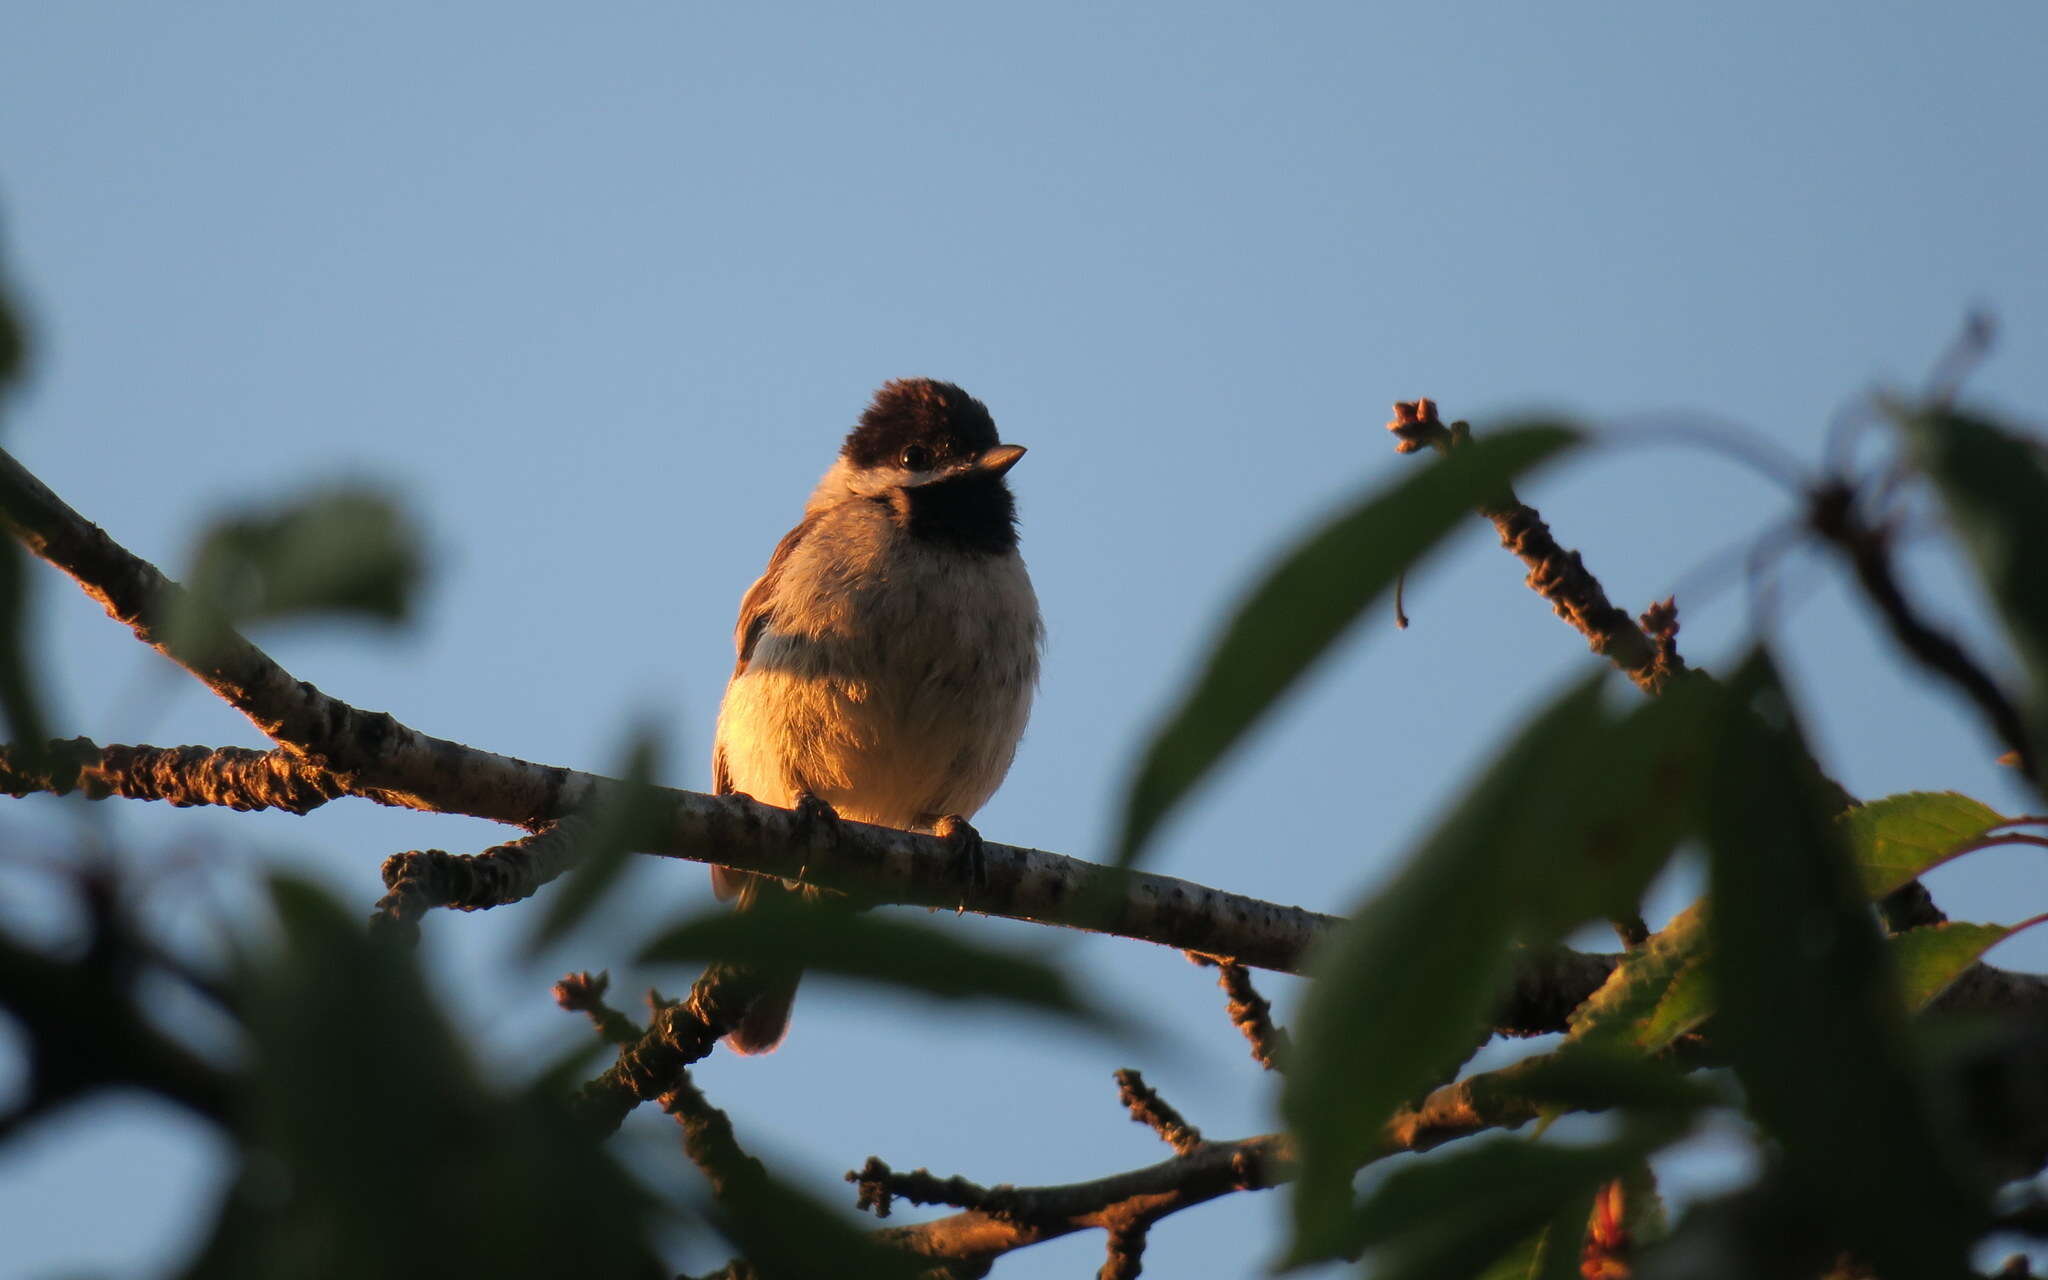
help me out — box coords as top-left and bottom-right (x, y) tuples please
(1099, 1220), (1148, 1280)
(1385, 400), (1683, 694)
(371, 816), (595, 940)
(569, 964), (767, 1136)
(1809, 481), (2038, 778)
(662, 1070), (770, 1201)
(552, 971), (644, 1046)
(1113, 1069), (1203, 1156)
(1188, 953), (1291, 1070)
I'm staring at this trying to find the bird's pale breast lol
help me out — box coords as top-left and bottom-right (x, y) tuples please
(712, 501), (1040, 831)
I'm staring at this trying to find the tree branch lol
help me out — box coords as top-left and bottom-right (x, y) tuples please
(1809, 480), (2039, 779)
(372, 816), (595, 940)
(552, 971), (644, 1047)
(1386, 401), (1968, 936)
(1114, 1069), (1203, 1155)
(0, 737), (362, 812)
(1386, 400), (1684, 695)
(0, 877), (235, 1133)
(846, 1050), (1560, 1274)
(1187, 952), (1290, 1070)
(3, 447), (2043, 1036)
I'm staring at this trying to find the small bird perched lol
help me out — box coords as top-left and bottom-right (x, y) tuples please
(709, 378), (1043, 1053)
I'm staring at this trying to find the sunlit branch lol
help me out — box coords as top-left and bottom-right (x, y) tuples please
(1385, 399), (1684, 695)
(2, 443), (2043, 1061)
(1187, 952), (1291, 1070)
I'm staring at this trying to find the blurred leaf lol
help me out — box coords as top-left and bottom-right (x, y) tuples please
(1518, 672), (1723, 935)
(638, 897), (1109, 1027)
(1338, 1124), (1680, 1279)
(1115, 424), (1578, 866)
(524, 1028), (630, 1104)
(1898, 407), (2048, 775)
(1475, 1229), (1548, 1280)
(1634, 959), (1714, 1055)
(178, 487), (424, 638)
(705, 1165), (924, 1280)
(1567, 904), (1713, 1054)
(1631, 1182), (1822, 1280)
(529, 729), (667, 953)
(1284, 672), (1719, 1262)
(0, 261), (48, 757)
(0, 246), (24, 396)
(1838, 791), (2008, 900)
(1476, 1188), (1601, 1280)
(182, 876), (667, 1279)
(0, 538), (50, 757)
(1890, 914), (2047, 1011)
(1512, 1042), (1722, 1119)
(1702, 650), (1981, 1278)
(1282, 678), (1599, 1262)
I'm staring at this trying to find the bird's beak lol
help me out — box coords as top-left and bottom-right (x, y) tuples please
(975, 444), (1027, 476)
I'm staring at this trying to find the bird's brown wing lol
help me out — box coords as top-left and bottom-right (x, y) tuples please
(729, 515), (816, 679)
(712, 514), (816, 902)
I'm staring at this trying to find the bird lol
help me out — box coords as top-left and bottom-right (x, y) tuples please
(708, 378), (1043, 1053)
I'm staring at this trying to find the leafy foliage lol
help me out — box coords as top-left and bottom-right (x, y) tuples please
(1283, 671), (1722, 1261)
(1566, 904), (1712, 1054)
(2, 232), (2044, 1279)
(0, 252), (46, 759)
(1898, 406), (2048, 779)
(1891, 915), (2048, 1011)
(177, 487), (425, 637)
(1339, 1127), (1675, 1280)
(1840, 790), (2010, 900)
(1114, 424), (1578, 866)
(639, 892), (1113, 1028)
(1701, 652), (1982, 1278)
(530, 728), (671, 952)
(185, 879), (670, 1279)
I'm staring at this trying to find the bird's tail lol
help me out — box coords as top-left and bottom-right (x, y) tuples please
(706, 869), (806, 1055)
(723, 970), (800, 1055)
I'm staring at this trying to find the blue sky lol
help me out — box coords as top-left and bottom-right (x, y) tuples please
(2, 4), (2045, 1275)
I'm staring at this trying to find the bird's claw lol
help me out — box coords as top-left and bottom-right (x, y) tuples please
(933, 813), (989, 895)
(787, 790), (842, 887)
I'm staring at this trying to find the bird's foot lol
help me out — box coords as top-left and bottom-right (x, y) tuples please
(788, 790), (842, 887)
(933, 813), (989, 895)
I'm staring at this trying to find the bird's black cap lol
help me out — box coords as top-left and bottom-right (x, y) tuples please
(842, 379), (1001, 470)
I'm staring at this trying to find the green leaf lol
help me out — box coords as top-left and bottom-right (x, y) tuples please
(1339, 1124), (1680, 1280)
(178, 487), (424, 636)
(1282, 677), (1600, 1263)
(1512, 1042), (1722, 1119)
(1476, 1187), (1602, 1280)
(0, 253), (25, 396)
(528, 728), (667, 953)
(1634, 958), (1715, 1055)
(707, 1178), (919, 1280)
(0, 265), (49, 759)
(0, 539), (50, 758)
(1890, 914), (2048, 1011)
(1567, 904), (1713, 1054)
(638, 898), (1109, 1027)
(1283, 667), (1721, 1263)
(1115, 424), (1578, 866)
(1898, 407), (2048, 777)
(1702, 650), (1981, 1278)
(704, 1165), (925, 1280)
(1518, 672), (1724, 935)
(1838, 791), (2008, 900)
(184, 875), (668, 1279)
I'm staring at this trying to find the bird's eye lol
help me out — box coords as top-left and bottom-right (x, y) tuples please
(899, 445), (933, 470)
